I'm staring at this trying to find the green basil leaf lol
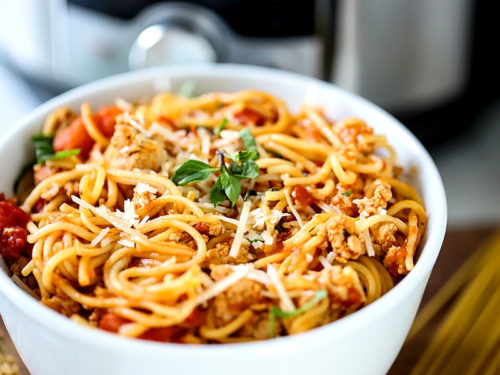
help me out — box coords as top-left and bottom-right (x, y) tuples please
(171, 160), (219, 186)
(268, 289), (328, 338)
(230, 159), (260, 179)
(239, 128), (259, 157)
(210, 177), (227, 207)
(341, 190), (352, 197)
(213, 118), (228, 136)
(220, 168), (242, 207)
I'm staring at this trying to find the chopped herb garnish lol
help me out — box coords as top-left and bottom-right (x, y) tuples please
(269, 289), (328, 338)
(171, 146), (260, 207)
(170, 160), (219, 185)
(31, 133), (80, 164)
(51, 149), (81, 160)
(341, 190), (352, 197)
(239, 128), (259, 156)
(178, 80), (196, 98)
(213, 118), (228, 136)
(275, 218), (286, 233)
(248, 237), (263, 244)
(244, 190), (257, 200)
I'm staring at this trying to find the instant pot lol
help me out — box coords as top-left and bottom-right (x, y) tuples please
(0, 0), (497, 144)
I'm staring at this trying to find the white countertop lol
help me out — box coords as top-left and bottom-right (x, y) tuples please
(1, 61), (499, 229)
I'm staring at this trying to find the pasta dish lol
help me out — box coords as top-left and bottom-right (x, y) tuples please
(0, 89), (426, 343)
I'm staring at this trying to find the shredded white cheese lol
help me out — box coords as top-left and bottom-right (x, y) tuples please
(326, 251), (335, 264)
(267, 264), (295, 312)
(135, 182), (157, 195)
(250, 208), (290, 229)
(229, 201), (252, 258)
(261, 230), (274, 246)
(195, 265), (251, 306)
(318, 255), (333, 268)
(198, 127), (212, 155)
(284, 189), (304, 228)
(364, 229), (375, 257)
(306, 253), (313, 263)
(126, 114), (152, 137)
(138, 215), (150, 226)
(122, 199), (139, 226)
(71, 195), (145, 239)
(317, 202), (333, 213)
(90, 227), (110, 247)
(246, 268), (270, 285)
(216, 214), (240, 226)
(117, 239), (135, 248)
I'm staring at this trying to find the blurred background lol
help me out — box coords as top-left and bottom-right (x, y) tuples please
(0, 0), (499, 373)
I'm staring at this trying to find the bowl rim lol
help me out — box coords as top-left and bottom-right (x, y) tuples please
(0, 63), (447, 356)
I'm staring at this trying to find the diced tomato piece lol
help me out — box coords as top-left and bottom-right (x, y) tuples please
(94, 106), (122, 137)
(139, 326), (184, 343)
(0, 196), (31, 261)
(234, 108), (264, 126)
(53, 117), (94, 157)
(99, 313), (130, 333)
(293, 185), (314, 206)
(185, 308), (207, 327)
(53, 106), (121, 158)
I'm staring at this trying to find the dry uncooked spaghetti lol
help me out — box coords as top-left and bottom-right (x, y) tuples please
(0, 89), (426, 343)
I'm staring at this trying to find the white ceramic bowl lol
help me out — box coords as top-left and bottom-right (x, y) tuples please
(0, 64), (447, 375)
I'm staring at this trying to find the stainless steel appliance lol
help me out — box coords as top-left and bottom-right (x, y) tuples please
(1, 0), (496, 143)
(0, 0), (321, 88)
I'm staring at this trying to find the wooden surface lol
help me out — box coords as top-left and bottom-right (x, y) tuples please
(0, 228), (493, 375)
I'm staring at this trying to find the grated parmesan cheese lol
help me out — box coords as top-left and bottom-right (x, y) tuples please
(90, 227), (110, 247)
(216, 214), (240, 226)
(250, 208), (290, 229)
(261, 230), (274, 245)
(195, 265), (251, 306)
(306, 253), (313, 263)
(117, 239), (135, 248)
(71, 195), (145, 239)
(318, 255), (333, 268)
(122, 199), (139, 226)
(126, 115), (152, 137)
(284, 189), (304, 228)
(364, 229), (375, 257)
(135, 182), (157, 195)
(267, 264), (295, 312)
(229, 201), (252, 258)
(198, 127), (212, 155)
(245, 267), (270, 285)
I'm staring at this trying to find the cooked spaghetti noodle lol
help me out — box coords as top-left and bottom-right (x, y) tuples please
(0, 89), (426, 343)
